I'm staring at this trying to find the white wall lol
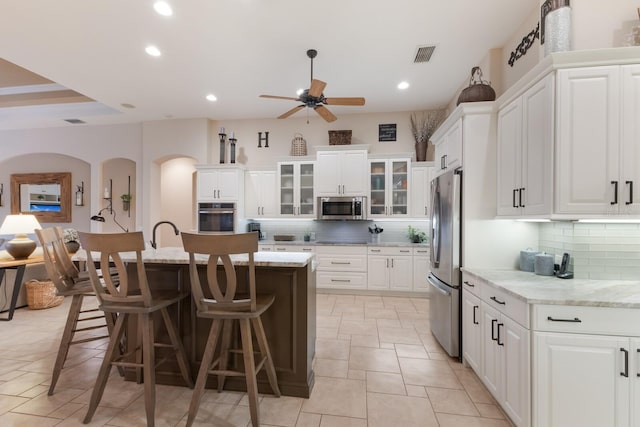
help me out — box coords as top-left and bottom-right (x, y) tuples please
(159, 157), (197, 247)
(571, 0), (639, 49)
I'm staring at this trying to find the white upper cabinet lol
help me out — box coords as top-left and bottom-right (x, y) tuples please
(368, 158), (410, 217)
(278, 161), (315, 217)
(497, 74), (553, 217)
(315, 150), (367, 197)
(245, 170), (277, 217)
(410, 164), (434, 218)
(197, 166), (243, 202)
(556, 65), (640, 216)
(433, 118), (462, 176)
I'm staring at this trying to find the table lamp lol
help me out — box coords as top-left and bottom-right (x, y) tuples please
(0, 214), (42, 259)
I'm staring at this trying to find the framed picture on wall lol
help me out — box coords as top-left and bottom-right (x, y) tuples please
(378, 123), (396, 142)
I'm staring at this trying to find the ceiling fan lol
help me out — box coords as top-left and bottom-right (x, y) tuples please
(259, 49), (365, 122)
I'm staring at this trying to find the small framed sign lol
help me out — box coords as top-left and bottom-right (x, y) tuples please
(378, 123), (396, 142)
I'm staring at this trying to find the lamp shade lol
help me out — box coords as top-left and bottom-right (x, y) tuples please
(0, 214), (42, 259)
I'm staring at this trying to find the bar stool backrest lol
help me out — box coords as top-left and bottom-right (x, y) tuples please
(36, 227), (78, 293)
(78, 231), (151, 307)
(181, 232), (258, 314)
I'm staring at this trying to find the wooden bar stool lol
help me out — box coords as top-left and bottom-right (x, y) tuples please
(35, 227), (118, 396)
(181, 232), (280, 427)
(78, 231), (193, 427)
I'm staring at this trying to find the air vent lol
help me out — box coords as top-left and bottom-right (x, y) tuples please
(414, 45), (436, 63)
(64, 119), (86, 124)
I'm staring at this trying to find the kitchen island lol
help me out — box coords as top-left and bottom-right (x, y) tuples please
(76, 247), (317, 398)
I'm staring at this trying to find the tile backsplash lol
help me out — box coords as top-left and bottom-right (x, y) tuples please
(539, 222), (640, 280)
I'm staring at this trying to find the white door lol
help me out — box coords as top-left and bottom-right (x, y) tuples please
(481, 302), (502, 398)
(216, 169), (240, 201)
(622, 65), (640, 214)
(389, 256), (412, 291)
(341, 151), (368, 196)
(197, 170), (218, 200)
(631, 338), (640, 427)
(367, 255), (389, 290)
(297, 162), (315, 216)
(245, 171), (262, 217)
(497, 98), (522, 216)
(410, 166), (431, 217)
(461, 290), (482, 373)
(412, 250), (429, 292)
(315, 152), (342, 196)
(260, 171), (277, 217)
(534, 332), (629, 427)
(502, 316), (530, 427)
(521, 74), (553, 216)
(556, 66), (620, 214)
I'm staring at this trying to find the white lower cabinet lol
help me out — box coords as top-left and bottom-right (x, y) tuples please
(272, 244), (315, 253)
(462, 272), (530, 427)
(367, 246), (412, 291)
(412, 247), (429, 292)
(532, 304), (640, 427)
(315, 245), (367, 290)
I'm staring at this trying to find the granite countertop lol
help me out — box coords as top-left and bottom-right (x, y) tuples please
(260, 240), (428, 248)
(74, 247), (315, 268)
(463, 268), (640, 308)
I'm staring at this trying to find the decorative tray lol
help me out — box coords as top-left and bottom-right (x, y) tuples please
(273, 235), (295, 241)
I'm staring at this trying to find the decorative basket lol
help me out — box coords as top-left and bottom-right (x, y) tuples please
(328, 130), (352, 145)
(456, 66), (496, 106)
(25, 279), (64, 310)
(290, 133), (307, 156)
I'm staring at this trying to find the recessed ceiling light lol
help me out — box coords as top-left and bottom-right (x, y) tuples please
(145, 45), (161, 57)
(206, 94), (217, 102)
(296, 89), (304, 96)
(397, 81), (410, 90)
(153, 1), (173, 16)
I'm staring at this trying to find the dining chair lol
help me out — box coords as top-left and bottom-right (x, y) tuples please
(181, 231), (280, 427)
(35, 227), (118, 396)
(78, 231), (193, 427)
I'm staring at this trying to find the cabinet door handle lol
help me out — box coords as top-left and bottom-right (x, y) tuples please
(626, 181), (634, 205)
(371, 249), (381, 253)
(546, 316), (582, 323)
(512, 189), (518, 208)
(621, 348), (629, 377)
(391, 258), (394, 268)
(497, 323), (504, 346)
(490, 296), (506, 305)
(519, 188), (525, 208)
(611, 181), (619, 205)
(637, 349), (640, 378)
(386, 258), (389, 268)
(425, 206), (427, 216)
(491, 319), (498, 341)
(463, 280), (475, 288)
(473, 305), (479, 325)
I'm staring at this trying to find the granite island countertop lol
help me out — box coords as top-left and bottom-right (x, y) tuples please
(75, 247), (315, 269)
(463, 268), (640, 308)
(260, 240), (428, 248)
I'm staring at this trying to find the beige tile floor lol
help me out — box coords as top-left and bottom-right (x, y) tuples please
(0, 293), (514, 426)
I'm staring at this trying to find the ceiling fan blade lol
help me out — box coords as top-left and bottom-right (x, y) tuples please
(314, 105), (337, 122)
(260, 95), (299, 101)
(308, 79), (327, 98)
(278, 105), (305, 119)
(324, 97), (366, 106)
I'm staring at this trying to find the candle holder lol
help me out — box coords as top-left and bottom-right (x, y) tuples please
(229, 137), (237, 163)
(219, 132), (227, 164)
(75, 181), (84, 206)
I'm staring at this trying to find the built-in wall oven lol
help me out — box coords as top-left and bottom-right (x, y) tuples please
(197, 202), (236, 233)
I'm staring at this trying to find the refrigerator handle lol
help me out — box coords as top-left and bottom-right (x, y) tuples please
(430, 178), (441, 268)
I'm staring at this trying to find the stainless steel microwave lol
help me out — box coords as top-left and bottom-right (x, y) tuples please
(317, 196), (367, 220)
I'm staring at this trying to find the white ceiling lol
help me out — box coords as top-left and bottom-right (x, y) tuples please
(0, 0), (537, 130)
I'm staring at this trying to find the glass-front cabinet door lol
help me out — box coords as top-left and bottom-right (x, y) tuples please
(278, 161), (315, 217)
(369, 159), (409, 217)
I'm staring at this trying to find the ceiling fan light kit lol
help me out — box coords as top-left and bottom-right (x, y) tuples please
(260, 49), (365, 122)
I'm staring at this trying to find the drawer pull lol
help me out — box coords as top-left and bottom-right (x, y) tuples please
(331, 261), (351, 265)
(331, 279), (350, 283)
(490, 296), (506, 305)
(472, 305), (479, 325)
(400, 250), (410, 253)
(463, 280), (475, 288)
(491, 319), (498, 341)
(371, 249), (381, 253)
(546, 316), (582, 323)
(497, 323), (504, 346)
(621, 348), (629, 377)
(302, 248), (313, 251)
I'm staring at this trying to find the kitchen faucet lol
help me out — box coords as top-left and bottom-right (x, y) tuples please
(150, 221), (179, 249)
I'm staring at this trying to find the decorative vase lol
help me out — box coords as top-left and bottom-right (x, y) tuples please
(415, 140), (427, 162)
(122, 200), (130, 211)
(426, 141), (435, 161)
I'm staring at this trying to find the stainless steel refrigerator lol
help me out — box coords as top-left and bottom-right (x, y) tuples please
(428, 168), (461, 359)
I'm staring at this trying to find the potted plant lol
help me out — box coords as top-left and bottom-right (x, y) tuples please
(120, 193), (132, 211)
(62, 228), (80, 253)
(303, 231), (312, 242)
(407, 225), (427, 243)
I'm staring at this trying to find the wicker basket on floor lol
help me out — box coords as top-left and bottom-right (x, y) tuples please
(328, 130), (352, 145)
(25, 279), (64, 310)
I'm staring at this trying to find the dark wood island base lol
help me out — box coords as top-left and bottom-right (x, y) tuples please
(78, 249), (317, 399)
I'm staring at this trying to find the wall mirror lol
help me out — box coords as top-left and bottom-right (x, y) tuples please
(11, 172), (72, 222)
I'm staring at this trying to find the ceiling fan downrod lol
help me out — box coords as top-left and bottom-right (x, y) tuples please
(307, 49), (317, 82)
